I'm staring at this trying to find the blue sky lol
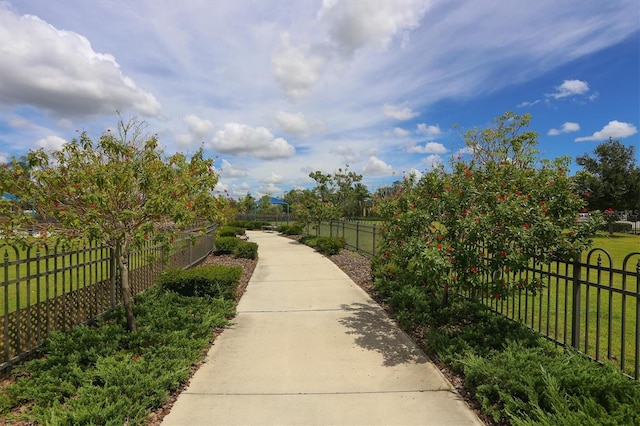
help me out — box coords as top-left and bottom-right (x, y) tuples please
(1, 0), (638, 198)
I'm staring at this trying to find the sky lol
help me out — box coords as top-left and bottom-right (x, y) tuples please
(1, 0), (638, 199)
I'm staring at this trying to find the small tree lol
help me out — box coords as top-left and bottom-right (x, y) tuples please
(374, 112), (600, 311)
(1, 115), (222, 332)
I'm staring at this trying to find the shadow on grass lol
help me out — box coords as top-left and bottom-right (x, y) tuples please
(339, 302), (428, 367)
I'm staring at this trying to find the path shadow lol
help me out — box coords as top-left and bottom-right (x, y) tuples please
(339, 303), (428, 367)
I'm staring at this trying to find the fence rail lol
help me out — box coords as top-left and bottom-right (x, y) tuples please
(306, 220), (640, 379)
(0, 224), (216, 374)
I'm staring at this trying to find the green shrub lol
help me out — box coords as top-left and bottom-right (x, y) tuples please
(299, 235), (317, 246)
(462, 342), (640, 425)
(214, 236), (240, 254)
(233, 241), (258, 259)
(241, 221), (270, 230)
(217, 226), (245, 237)
(157, 265), (242, 299)
(227, 220), (247, 228)
(0, 287), (235, 424)
(277, 223), (303, 235)
(412, 298), (640, 425)
(314, 236), (345, 255)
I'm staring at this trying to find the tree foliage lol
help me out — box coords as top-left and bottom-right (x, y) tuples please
(373, 112), (600, 314)
(295, 166), (370, 225)
(575, 138), (640, 212)
(1, 115), (222, 331)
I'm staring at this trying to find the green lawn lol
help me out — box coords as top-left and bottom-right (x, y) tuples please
(484, 232), (640, 378)
(1, 240), (112, 315)
(0, 238), (192, 315)
(310, 222), (640, 378)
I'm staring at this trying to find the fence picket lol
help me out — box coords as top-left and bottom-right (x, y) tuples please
(0, 224), (216, 374)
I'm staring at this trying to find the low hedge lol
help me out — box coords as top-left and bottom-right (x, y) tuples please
(299, 235), (345, 256)
(277, 223), (303, 235)
(158, 265), (242, 299)
(233, 241), (258, 259)
(315, 236), (345, 255)
(228, 220), (270, 230)
(214, 236), (240, 254)
(217, 226), (246, 237)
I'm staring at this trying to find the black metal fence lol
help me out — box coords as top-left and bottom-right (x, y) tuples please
(310, 220), (379, 257)
(0, 224), (216, 374)
(305, 220), (640, 379)
(475, 248), (640, 380)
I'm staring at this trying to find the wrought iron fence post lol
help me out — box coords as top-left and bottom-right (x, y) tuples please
(571, 252), (582, 350)
(635, 257), (640, 380)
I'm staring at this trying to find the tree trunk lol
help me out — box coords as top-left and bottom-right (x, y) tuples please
(118, 248), (138, 332)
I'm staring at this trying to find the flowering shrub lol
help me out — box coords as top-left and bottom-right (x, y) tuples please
(373, 112), (601, 316)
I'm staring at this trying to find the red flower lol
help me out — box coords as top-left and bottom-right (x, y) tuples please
(524, 223), (530, 228)
(493, 293), (501, 299)
(437, 244), (443, 250)
(470, 267), (478, 274)
(465, 171), (472, 178)
(549, 180), (555, 185)
(501, 251), (507, 257)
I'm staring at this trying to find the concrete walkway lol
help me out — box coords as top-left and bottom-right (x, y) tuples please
(162, 231), (483, 426)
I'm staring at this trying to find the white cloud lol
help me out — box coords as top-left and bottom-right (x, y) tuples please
(575, 120), (638, 142)
(423, 154), (443, 169)
(209, 123), (295, 160)
(393, 127), (410, 137)
(362, 156), (393, 176)
(517, 100), (541, 108)
(184, 114), (214, 138)
(548, 122), (580, 136)
(331, 145), (358, 163)
(317, 0), (428, 56)
(175, 114), (214, 148)
(547, 79), (590, 99)
(456, 146), (476, 156)
(0, 152), (8, 163)
(271, 33), (326, 99)
(258, 183), (283, 196)
(265, 172), (283, 184)
(35, 135), (67, 151)
(220, 159), (248, 178)
(275, 111), (310, 137)
(0, 8), (161, 118)
(407, 167), (422, 179)
(383, 103), (419, 120)
(407, 142), (447, 154)
(8, 116), (31, 128)
(416, 123), (442, 137)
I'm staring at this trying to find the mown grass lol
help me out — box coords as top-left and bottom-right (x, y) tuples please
(481, 232), (640, 378)
(0, 238), (191, 315)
